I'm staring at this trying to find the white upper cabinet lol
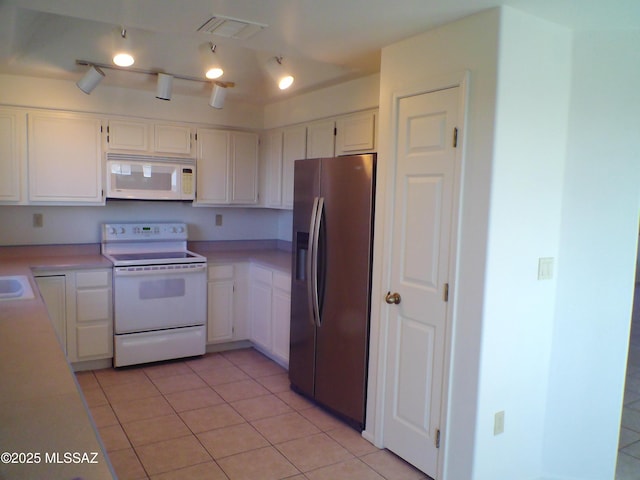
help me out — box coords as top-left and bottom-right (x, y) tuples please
(306, 120), (336, 159)
(0, 107), (26, 203)
(196, 128), (258, 205)
(230, 131), (259, 204)
(107, 119), (193, 157)
(154, 124), (193, 155)
(262, 129), (284, 208)
(28, 111), (103, 204)
(335, 110), (376, 155)
(282, 125), (307, 209)
(196, 128), (229, 204)
(107, 120), (149, 152)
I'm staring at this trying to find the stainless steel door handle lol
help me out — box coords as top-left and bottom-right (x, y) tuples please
(385, 291), (401, 305)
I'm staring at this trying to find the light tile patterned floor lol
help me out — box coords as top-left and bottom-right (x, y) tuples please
(617, 285), (640, 480)
(77, 348), (430, 480)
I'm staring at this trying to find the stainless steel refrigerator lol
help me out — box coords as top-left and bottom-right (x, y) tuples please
(289, 153), (376, 430)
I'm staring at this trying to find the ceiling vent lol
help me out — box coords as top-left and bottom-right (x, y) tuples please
(197, 15), (267, 40)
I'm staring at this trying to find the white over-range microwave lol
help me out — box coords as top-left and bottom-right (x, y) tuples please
(105, 154), (195, 201)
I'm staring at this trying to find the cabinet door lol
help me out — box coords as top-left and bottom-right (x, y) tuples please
(272, 272), (291, 366)
(196, 129), (230, 204)
(107, 120), (150, 152)
(264, 130), (284, 207)
(282, 126), (307, 209)
(207, 265), (235, 343)
(306, 120), (335, 159)
(250, 266), (273, 351)
(35, 275), (67, 353)
(230, 131), (258, 204)
(155, 124), (192, 156)
(0, 108), (25, 203)
(335, 111), (376, 155)
(28, 112), (103, 203)
(73, 270), (113, 362)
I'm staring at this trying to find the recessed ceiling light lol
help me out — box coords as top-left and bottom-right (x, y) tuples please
(113, 53), (134, 67)
(206, 67), (223, 79)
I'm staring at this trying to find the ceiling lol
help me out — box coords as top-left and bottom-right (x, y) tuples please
(0, 0), (638, 105)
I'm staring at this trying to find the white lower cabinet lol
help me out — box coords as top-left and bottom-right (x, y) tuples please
(249, 264), (291, 367)
(207, 264), (235, 343)
(271, 271), (291, 366)
(35, 268), (113, 365)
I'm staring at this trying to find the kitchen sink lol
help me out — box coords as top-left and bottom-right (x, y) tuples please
(0, 275), (35, 300)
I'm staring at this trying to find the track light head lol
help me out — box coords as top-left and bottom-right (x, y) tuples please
(274, 56), (294, 90)
(76, 65), (105, 94)
(156, 73), (173, 100)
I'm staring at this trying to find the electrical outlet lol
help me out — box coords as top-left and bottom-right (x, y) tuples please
(215, 214), (223, 226)
(33, 213), (43, 228)
(494, 411), (505, 435)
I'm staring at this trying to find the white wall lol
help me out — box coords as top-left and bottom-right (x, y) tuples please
(473, 9), (571, 479)
(0, 73), (263, 129)
(263, 74), (380, 129)
(0, 73), (298, 245)
(0, 203), (283, 245)
(542, 29), (640, 479)
(372, 9), (501, 480)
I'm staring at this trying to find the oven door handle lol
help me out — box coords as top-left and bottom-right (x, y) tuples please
(114, 263), (207, 276)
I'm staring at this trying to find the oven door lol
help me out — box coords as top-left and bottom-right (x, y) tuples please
(113, 263), (206, 334)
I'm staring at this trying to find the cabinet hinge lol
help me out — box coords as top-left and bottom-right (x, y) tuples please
(443, 283), (449, 302)
(435, 429), (441, 448)
(333, 127), (337, 136)
(195, 133), (198, 141)
(453, 127), (458, 148)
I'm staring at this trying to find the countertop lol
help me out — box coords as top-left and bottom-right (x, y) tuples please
(0, 245), (115, 480)
(0, 241), (291, 480)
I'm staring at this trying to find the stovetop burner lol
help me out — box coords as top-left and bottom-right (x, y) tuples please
(101, 222), (206, 267)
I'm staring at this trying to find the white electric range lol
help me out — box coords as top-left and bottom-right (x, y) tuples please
(102, 222), (207, 367)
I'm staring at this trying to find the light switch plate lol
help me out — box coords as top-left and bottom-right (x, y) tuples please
(538, 257), (554, 280)
(494, 411), (505, 435)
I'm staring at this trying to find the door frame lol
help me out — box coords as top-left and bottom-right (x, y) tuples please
(364, 70), (469, 480)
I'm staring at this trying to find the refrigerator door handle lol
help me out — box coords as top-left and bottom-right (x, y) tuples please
(307, 197), (320, 327)
(311, 197), (324, 327)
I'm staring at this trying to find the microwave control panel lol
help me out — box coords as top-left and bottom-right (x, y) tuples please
(182, 168), (194, 195)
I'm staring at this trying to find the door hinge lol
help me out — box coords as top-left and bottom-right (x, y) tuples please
(435, 428), (441, 448)
(443, 283), (449, 302)
(453, 127), (458, 148)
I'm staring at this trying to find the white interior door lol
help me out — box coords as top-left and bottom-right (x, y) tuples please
(383, 86), (460, 477)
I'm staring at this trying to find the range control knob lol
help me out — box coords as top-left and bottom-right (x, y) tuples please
(108, 227), (117, 235)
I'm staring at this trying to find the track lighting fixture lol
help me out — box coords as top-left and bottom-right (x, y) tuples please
(76, 65), (105, 94)
(156, 73), (173, 100)
(275, 56), (294, 90)
(206, 43), (224, 80)
(74, 60), (235, 106)
(113, 28), (134, 67)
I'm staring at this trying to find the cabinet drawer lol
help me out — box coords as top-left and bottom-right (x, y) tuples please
(252, 265), (273, 285)
(273, 271), (291, 292)
(76, 270), (111, 288)
(209, 264), (234, 280)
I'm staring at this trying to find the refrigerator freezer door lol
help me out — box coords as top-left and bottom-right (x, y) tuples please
(289, 158), (321, 399)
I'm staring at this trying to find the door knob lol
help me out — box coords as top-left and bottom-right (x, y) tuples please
(385, 291), (401, 305)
